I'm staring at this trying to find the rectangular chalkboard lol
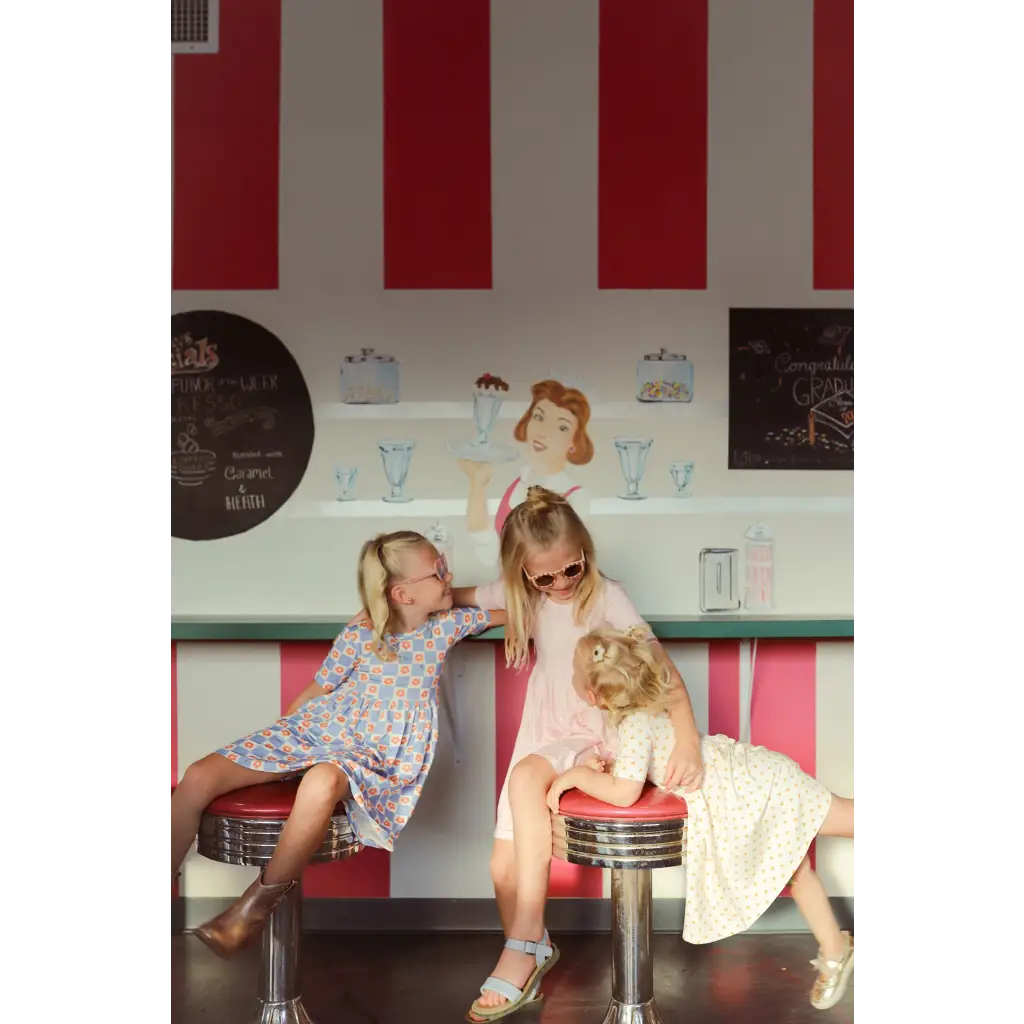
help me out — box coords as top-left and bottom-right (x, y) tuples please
(729, 308), (853, 471)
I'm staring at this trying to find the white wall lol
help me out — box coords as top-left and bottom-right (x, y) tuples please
(171, 0), (852, 617)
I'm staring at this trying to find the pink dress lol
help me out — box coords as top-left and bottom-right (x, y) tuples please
(474, 577), (647, 840)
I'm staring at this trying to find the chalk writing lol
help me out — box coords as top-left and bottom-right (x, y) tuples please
(171, 311), (314, 541)
(729, 308), (853, 471)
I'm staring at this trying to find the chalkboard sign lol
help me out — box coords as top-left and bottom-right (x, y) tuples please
(171, 311), (315, 540)
(729, 308), (853, 471)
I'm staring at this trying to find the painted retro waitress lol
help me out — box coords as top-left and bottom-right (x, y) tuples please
(460, 379), (594, 568)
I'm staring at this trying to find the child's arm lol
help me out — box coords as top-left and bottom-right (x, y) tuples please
(547, 713), (654, 811)
(650, 641), (704, 791)
(452, 578), (506, 614)
(546, 765), (643, 811)
(285, 679), (332, 716)
(284, 626), (362, 715)
(450, 587), (477, 606)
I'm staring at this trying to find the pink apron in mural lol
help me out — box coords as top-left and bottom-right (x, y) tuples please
(494, 478), (581, 537)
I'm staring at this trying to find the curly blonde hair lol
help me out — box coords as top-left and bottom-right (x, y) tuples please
(577, 627), (675, 725)
(499, 486), (601, 669)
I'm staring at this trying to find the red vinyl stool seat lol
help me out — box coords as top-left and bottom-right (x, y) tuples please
(551, 783), (688, 1024)
(194, 776), (361, 1024)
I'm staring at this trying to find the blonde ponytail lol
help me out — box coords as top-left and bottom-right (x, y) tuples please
(356, 531), (430, 660)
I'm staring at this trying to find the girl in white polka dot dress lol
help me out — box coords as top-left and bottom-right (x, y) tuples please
(547, 628), (855, 1011)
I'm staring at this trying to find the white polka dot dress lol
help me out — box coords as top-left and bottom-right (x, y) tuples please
(613, 710), (832, 944)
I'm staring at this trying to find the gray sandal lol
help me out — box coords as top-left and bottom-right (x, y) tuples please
(466, 933), (559, 1022)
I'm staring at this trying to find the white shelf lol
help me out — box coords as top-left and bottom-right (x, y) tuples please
(315, 400), (726, 422)
(289, 496), (853, 519)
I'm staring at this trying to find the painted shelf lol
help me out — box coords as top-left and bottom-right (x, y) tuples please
(315, 400), (726, 421)
(289, 496), (853, 519)
(172, 614), (853, 642)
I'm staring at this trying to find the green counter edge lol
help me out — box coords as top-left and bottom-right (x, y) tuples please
(171, 617), (853, 642)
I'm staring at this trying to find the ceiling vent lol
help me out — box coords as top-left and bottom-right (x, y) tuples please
(172, 0), (219, 55)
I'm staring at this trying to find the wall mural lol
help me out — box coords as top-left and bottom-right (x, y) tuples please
(699, 522), (776, 614)
(170, 310), (315, 541)
(452, 377), (595, 568)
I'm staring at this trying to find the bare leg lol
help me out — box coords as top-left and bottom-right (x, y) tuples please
(789, 792), (854, 961)
(819, 794), (853, 839)
(475, 755), (558, 1010)
(790, 854), (845, 960)
(172, 754), (284, 873)
(490, 839), (517, 936)
(262, 763), (351, 884)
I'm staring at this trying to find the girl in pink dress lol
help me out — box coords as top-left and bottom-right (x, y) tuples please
(460, 379), (594, 568)
(452, 487), (705, 1022)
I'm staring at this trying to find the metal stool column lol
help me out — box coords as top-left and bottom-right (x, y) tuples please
(607, 867), (656, 1024)
(196, 779), (362, 1024)
(551, 785), (688, 1024)
(257, 882), (310, 1024)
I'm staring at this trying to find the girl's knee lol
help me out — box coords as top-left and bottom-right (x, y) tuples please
(179, 754), (228, 800)
(301, 763), (349, 803)
(508, 756), (554, 799)
(790, 854), (813, 889)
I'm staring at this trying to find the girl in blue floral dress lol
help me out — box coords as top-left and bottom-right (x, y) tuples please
(170, 530), (502, 958)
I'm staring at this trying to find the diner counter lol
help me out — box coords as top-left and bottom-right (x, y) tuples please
(171, 614), (853, 642)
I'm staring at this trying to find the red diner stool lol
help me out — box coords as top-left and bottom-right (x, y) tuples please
(551, 784), (688, 1024)
(196, 778), (361, 1024)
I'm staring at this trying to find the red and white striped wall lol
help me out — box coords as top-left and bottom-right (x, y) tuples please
(172, 639), (853, 901)
(172, 0), (852, 293)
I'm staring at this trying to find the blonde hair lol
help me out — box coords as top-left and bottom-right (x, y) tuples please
(357, 531), (432, 660)
(578, 628), (674, 725)
(513, 379), (594, 466)
(499, 486), (601, 669)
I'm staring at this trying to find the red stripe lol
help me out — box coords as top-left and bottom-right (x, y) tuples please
(813, 0), (854, 289)
(598, 0), (708, 289)
(749, 641), (818, 882)
(280, 643), (390, 898)
(707, 641), (740, 739)
(171, 643), (178, 786)
(494, 647), (603, 898)
(383, 0), (492, 289)
(172, 0), (281, 290)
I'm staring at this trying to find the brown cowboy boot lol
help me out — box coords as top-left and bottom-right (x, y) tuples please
(194, 871), (296, 959)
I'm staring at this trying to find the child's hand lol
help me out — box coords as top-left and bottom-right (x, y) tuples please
(664, 735), (704, 792)
(581, 754), (607, 773)
(546, 770), (579, 814)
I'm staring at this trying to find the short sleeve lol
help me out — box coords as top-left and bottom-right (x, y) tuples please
(440, 607), (493, 644)
(316, 627), (362, 692)
(612, 713), (654, 784)
(473, 578), (507, 610)
(600, 580), (650, 636)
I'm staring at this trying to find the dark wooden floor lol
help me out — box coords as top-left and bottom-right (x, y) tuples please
(172, 932), (853, 1023)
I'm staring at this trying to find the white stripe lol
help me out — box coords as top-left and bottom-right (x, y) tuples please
(176, 642), (282, 898)
(279, 0), (382, 297)
(490, 0), (598, 292)
(738, 639), (754, 743)
(390, 644), (498, 898)
(708, 0), (823, 300)
(604, 643), (709, 899)
(814, 641), (854, 897)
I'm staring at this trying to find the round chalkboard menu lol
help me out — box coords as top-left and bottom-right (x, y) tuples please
(171, 310), (315, 541)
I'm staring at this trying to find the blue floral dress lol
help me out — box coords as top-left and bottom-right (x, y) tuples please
(217, 607), (492, 850)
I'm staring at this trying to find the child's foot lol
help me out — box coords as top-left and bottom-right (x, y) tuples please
(809, 931), (854, 1010)
(476, 941), (541, 1010)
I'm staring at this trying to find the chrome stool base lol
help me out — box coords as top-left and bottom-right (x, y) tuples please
(601, 999), (664, 1024)
(254, 996), (315, 1024)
